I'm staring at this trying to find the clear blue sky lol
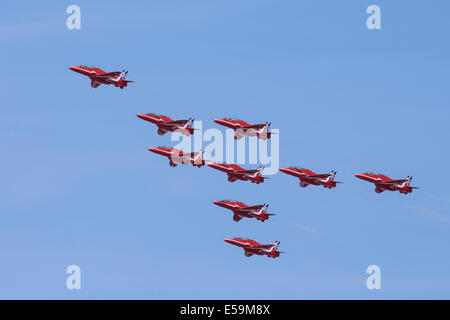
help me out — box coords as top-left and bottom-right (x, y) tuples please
(1, 0), (450, 299)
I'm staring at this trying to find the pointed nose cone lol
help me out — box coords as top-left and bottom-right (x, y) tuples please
(69, 66), (76, 71)
(354, 173), (364, 179)
(207, 163), (216, 168)
(279, 168), (289, 174)
(224, 238), (234, 244)
(213, 201), (221, 206)
(148, 147), (158, 153)
(137, 114), (146, 120)
(214, 118), (230, 126)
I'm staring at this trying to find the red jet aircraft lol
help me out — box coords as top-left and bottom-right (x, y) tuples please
(207, 163), (267, 184)
(69, 65), (133, 89)
(354, 173), (418, 194)
(224, 238), (284, 258)
(213, 118), (274, 140)
(137, 113), (195, 136)
(148, 146), (205, 168)
(279, 167), (341, 189)
(213, 200), (275, 222)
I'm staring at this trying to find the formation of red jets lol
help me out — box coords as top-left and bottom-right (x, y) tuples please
(70, 66), (419, 259)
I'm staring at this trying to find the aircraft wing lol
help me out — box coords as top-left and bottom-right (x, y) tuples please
(249, 244), (273, 249)
(158, 120), (191, 129)
(377, 179), (408, 185)
(232, 169), (258, 175)
(159, 123), (182, 129)
(307, 173), (331, 179)
(164, 119), (191, 125)
(187, 151), (203, 158)
(238, 205), (264, 211)
(242, 123), (267, 129)
(94, 71), (121, 78)
(234, 207), (258, 214)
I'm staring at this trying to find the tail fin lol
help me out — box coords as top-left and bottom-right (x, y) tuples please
(257, 166), (265, 176)
(270, 240), (280, 251)
(183, 117), (194, 129)
(193, 148), (204, 162)
(261, 121), (271, 133)
(256, 203), (269, 215)
(401, 176), (413, 187)
(325, 170), (337, 182)
(257, 122), (271, 139)
(252, 166), (264, 178)
(117, 70), (128, 81)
